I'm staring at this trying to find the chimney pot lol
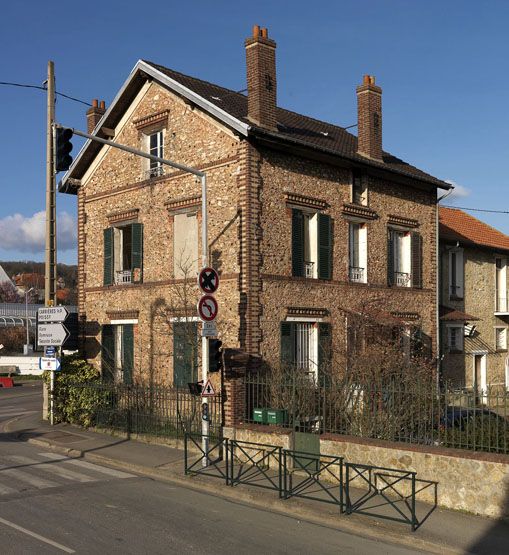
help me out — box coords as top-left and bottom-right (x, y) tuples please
(92, 99), (98, 107)
(253, 24), (260, 37)
(99, 100), (105, 110)
(363, 75), (370, 85)
(261, 27), (268, 38)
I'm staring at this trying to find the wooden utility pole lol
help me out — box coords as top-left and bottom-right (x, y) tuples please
(45, 61), (56, 306)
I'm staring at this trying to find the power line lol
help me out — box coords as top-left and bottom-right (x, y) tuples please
(0, 81), (91, 106)
(442, 204), (509, 214)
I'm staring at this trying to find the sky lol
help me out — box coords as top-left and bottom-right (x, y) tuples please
(0, 0), (508, 264)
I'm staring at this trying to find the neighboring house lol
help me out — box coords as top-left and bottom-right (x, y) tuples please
(13, 273), (45, 302)
(439, 207), (509, 394)
(0, 264), (13, 286)
(60, 26), (450, 385)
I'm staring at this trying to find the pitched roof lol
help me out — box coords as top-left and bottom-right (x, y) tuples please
(61, 60), (451, 193)
(145, 62), (449, 189)
(439, 207), (509, 252)
(439, 305), (480, 322)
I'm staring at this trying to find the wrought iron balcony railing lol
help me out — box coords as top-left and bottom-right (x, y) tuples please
(349, 266), (365, 283)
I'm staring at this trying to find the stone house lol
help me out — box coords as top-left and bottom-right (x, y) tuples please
(439, 207), (509, 394)
(60, 26), (450, 387)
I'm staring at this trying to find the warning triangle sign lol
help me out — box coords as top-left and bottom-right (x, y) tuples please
(201, 379), (216, 397)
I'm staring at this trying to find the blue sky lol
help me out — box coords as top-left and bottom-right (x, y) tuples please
(1, 0), (508, 264)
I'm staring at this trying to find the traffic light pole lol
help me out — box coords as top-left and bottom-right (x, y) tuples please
(65, 127), (211, 462)
(45, 61), (57, 307)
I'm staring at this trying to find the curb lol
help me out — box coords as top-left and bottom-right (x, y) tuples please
(19, 433), (457, 555)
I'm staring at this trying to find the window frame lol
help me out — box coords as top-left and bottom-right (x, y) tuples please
(448, 248), (464, 300)
(495, 326), (507, 351)
(145, 129), (165, 178)
(447, 324), (464, 352)
(348, 221), (367, 283)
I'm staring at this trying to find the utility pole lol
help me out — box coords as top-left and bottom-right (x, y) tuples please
(45, 61), (56, 307)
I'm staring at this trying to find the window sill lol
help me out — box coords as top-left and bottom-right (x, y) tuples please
(496, 349), (508, 353)
(448, 349), (463, 354)
(449, 295), (464, 301)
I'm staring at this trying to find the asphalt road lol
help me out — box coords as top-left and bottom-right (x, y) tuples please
(0, 384), (425, 554)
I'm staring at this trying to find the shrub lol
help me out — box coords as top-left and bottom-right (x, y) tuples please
(43, 354), (107, 427)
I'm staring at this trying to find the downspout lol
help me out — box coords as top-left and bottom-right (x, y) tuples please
(436, 187), (454, 389)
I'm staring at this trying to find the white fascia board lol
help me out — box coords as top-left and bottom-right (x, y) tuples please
(61, 60), (249, 189)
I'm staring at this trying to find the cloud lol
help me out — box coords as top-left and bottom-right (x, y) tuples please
(444, 179), (471, 203)
(0, 211), (77, 253)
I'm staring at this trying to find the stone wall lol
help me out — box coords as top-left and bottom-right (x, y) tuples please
(228, 425), (509, 519)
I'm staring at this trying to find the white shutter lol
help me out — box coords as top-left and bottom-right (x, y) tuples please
(359, 225), (367, 282)
(455, 249), (464, 298)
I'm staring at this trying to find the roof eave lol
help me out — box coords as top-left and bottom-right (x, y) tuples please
(248, 126), (451, 191)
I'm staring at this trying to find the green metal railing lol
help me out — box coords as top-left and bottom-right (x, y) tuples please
(54, 382), (222, 439)
(245, 372), (509, 455)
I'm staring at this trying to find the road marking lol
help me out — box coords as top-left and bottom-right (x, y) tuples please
(7, 455), (96, 483)
(0, 464), (59, 489)
(0, 410), (35, 417)
(0, 516), (75, 553)
(38, 452), (136, 479)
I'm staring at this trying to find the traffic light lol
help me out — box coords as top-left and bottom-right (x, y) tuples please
(55, 127), (73, 172)
(208, 339), (223, 373)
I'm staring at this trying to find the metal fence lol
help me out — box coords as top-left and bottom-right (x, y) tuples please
(54, 382), (222, 439)
(245, 372), (509, 455)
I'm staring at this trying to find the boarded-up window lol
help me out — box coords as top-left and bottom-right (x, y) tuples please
(173, 213), (198, 278)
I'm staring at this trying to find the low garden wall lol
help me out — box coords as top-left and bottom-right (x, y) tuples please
(225, 424), (509, 519)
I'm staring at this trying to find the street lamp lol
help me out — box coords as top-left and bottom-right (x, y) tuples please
(24, 287), (35, 355)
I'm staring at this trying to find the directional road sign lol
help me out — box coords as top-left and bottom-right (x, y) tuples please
(39, 357), (61, 371)
(197, 294), (218, 322)
(198, 267), (219, 294)
(201, 379), (216, 397)
(37, 323), (70, 346)
(37, 306), (69, 323)
(45, 346), (56, 357)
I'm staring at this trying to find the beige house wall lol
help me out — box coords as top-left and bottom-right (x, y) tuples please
(440, 244), (509, 389)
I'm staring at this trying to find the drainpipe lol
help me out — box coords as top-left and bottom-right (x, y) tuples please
(436, 187), (454, 389)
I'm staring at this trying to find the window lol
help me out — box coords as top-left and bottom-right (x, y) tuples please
(449, 249), (464, 299)
(173, 321), (198, 387)
(146, 130), (164, 178)
(387, 229), (422, 288)
(495, 258), (507, 312)
(281, 321), (331, 380)
(173, 212), (199, 278)
(101, 324), (134, 383)
(292, 209), (332, 279)
(447, 325), (464, 352)
(103, 223), (143, 285)
(352, 170), (367, 206)
(348, 222), (367, 283)
(495, 327), (507, 351)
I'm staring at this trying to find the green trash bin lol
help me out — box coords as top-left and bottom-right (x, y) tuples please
(253, 407), (268, 424)
(267, 409), (287, 425)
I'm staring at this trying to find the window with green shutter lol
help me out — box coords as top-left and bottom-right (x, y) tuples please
(292, 209), (305, 277)
(411, 232), (422, 288)
(318, 213), (332, 280)
(122, 324), (134, 385)
(291, 209), (332, 280)
(103, 228), (114, 286)
(101, 325), (115, 381)
(280, 321), (296, 366)
(173, 321), (198, 388)
(131, 223), (143, 283)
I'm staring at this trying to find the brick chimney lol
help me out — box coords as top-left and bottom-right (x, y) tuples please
(356, 75), (382, 161)
(86, 99), (106, 134)
(245, 25), (277, 131)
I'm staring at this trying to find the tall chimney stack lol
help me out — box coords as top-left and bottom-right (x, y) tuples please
(356, 75), (382, 161)
(86, 98), (106, 134)
(245, 25), (277, 131)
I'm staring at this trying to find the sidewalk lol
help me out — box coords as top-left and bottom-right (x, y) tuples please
(4, 410), (509, 555)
